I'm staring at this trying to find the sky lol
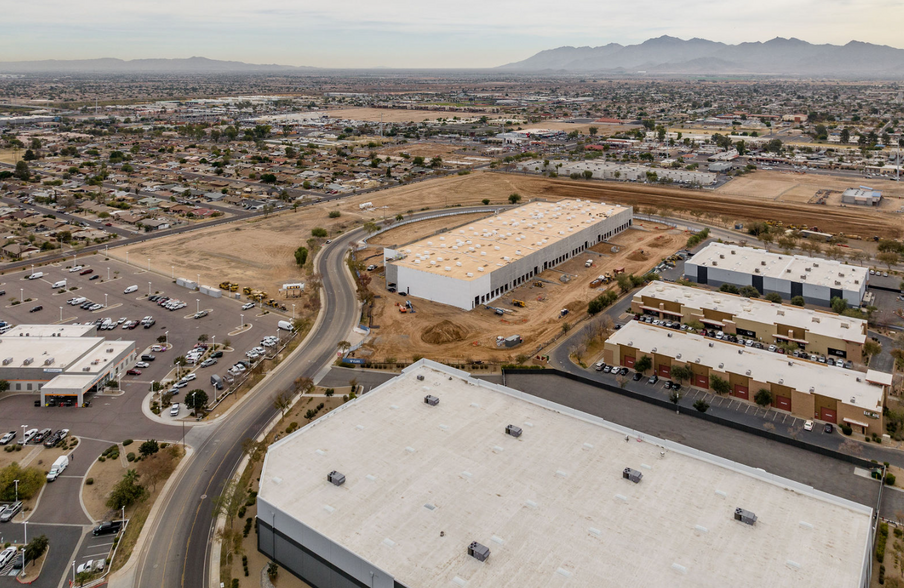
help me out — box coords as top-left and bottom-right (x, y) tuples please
(1, 0), (902, 68)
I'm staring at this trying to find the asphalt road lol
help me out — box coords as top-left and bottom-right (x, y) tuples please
(131, 205), (504, 588)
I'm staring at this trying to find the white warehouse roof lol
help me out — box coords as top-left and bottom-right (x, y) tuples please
(387, 199), (630, 281)
(688, 243), (868, 293)
(259, 360), (871, 588)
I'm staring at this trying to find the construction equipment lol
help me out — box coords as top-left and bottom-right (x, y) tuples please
(533, 281), (544, 288)
(242, 286), (254, 296)
(219, 281), (237, 291)
(512, 300), (526, 308)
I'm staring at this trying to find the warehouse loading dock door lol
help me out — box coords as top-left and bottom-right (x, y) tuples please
(697, 266), (708, 285)
(732, 385), (749, 400)
(819, 407), (837, 424)
(775, 395), (791, 411)
(624, 355), (636, 368)
(694, 374), (709, 389)
(657, 364), (671, 378)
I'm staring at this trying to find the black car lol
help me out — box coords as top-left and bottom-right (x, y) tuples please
(149, 295), (159, 302)
(823, 423), (834, 434)
(140, 354), (156, 362)
(618, 367), (629, 376)
(29, 305), (43, 313)
(632, 372), (643, 381)
(0, 290), (5, 296)
(81, 301), (93, 309)
(92, 521), (123, 536)
(89, 275), (99, 281)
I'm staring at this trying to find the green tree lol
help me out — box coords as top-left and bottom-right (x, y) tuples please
(0, 380), (9, 393)
(363, 221), (379, 235)
(294, 246), (308, 266)
(765, 292), (782, 303)
(670, 365), (693, 383)
(863, 340), (882, 362)
(693, 399), (710, 413)
(138, 439), (160, 457)
(719, 284), (740, 294)
(13, 160), (30, 181)
(0, 463), (45, 501)
(412, 156), (425, 167)
(106, 469), (146, 510)
(739, 285), (760, 298)
(24, 534), (48, 564)
(840, 128), (850, 144)
(710, 375), (731, 395)
(830, 296), (848, 315)
(328, 210), (341, 218)
(790, 296), (805, 307)
(588, 126), (598, 137)
(508, 193), (522, 205)
(482, 199), (490, 205)
(186, 389), (208, 412)
(754, 388), (774, 407)
(311, 227), (328, 238)
(634, 355), (653, 374)
(617, 273), (633, 293)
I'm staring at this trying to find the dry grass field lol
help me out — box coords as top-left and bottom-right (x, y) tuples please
(718, 170), (904, 206)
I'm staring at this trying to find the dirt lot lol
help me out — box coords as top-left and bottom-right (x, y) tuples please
(358, 223), (681, 364)
(327, 108), (504, 124)
(83, 449), (128, 521)
(718, 170), (904, 208)
(368, 212), (491, 248)
(378, 143), (463, 160)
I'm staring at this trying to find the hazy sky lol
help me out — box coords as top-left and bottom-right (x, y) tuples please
(2, 0), (902, 67)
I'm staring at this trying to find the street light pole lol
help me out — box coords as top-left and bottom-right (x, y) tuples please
(107, 267), (110, 281)
(13, 479), (18, 503)
(104, 293), (108, 307)
(240, 314), (244, 330)
(148, 282), (151, 297)
(196, 299), (200, 314)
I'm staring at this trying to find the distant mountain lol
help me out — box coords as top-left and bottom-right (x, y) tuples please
(498, 36), (904, 77)
(0, 56), (316, 74)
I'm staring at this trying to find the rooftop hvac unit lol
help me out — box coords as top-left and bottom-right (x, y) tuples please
(327, 471), (346, 486)
(708, 342), (714, 348)
(813, 263), (819, 267)
(805, 267), (811, 272)
(22, 357), (33, 365)
(505, 425), (522, 438)
(734, 508), (757, 525)
(754, 268), (760, 273)
(730, 250), (736, 255)
(623, 467), (643, 483)
(719, 254), (724, 259)
(468, 542), (490, 562)
(1, 357), (11, 365)
(711, 261), (717, 266)
(424, 395), (439, 406)
(43, 357), (54, 366)
(82, 367), (91, 372)
(417, 375), (425, 381)
(738, 349), (743, 355)
(761, 261), (766, 266)
(107, 348), (114, 353)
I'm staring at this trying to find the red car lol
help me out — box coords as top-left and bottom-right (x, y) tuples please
(126, 369), (141, 376)
(104, 223), (112, 227)
(80, 269), (94, 275)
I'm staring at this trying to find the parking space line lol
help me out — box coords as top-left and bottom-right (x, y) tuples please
(744, 405), (751, 414)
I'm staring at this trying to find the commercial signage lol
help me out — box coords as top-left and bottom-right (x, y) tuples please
(342, 358), (366, 365)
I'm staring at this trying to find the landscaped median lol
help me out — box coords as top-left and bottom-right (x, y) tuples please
(79, 439), (185, 583)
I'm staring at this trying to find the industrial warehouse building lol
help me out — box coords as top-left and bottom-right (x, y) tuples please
(516, 160), (718, 185)
(632, 282), (868, 361)
(604, 322), (889, 435)
(841, 187), (882, 206)
(684, 243), (868, 306)
(383, 199), (632, 310)
(257, 360), (873, 587)
(0, 324), (136, 406)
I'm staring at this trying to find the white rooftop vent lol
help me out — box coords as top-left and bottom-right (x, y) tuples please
(466, 272), (473, 277)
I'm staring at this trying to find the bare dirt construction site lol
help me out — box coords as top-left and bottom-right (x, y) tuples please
(716, 170), (904, 209)
(378, 142), (463, 160)
(358, 222), (681, 364)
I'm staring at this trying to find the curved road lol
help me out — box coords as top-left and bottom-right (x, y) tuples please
(130, 206), (503, 588)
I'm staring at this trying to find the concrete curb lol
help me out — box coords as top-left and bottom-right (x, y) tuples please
(105, 445), (194, 588)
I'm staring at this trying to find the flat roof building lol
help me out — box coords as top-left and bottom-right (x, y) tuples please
(684, 242), (868, 306)
(604, 321), (887, 434)
(258, 360), (873, 588)
(0, 324), (136, 406)
(842, 187), (882, 206)
(632, 282), (867, 362)
(384, 199), (632, 310)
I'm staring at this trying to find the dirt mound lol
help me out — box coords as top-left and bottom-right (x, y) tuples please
(647, 235), (674, 248)
(627, 250), (649, 262)
(421, 320), (469, 345)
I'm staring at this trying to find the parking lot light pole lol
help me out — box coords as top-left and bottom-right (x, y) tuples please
(148, 282), (152, 297)
(59, 306), (63, 322)
(71, 561), (75, 585)
(196, 299), (200, 313)
(20, 425), (26, 445)
(165, 331), (169, 346)
(240, 314), (244, 329)
(211, 335), (216, 351)
(13, 479), (18, 502)
(104, 293), (108, 307)
(107, 267), (110, 281)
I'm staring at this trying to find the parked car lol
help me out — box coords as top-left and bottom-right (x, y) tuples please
(823, 423), (834, 434)
(69, 265), (83, 273)
(29, 305), (43, 313)
(170, 403), (180, 417)
(594, 362), (606, 372)
(127, 368), (141, 376)
(135, 362), (150, 368)
(618, 367), (629, 376)
(200, 358), (217, 368)
(92, 520), (123, 536)
(76, 560), (94, 574)
(0, 501), (22, 522)
(80, 268), (93, 275)
(0, 546), (17, 568)
(632, 372), (643, 381)
(141, 354), (156, 361)
(648, 374), (659, 384)
(803, 420), (814, 431)
(193, 310), (209, 319)
(89, 275), (99, 281)
(33, 428), (52, 444)
(0, 431), (15, 445)
(241, 302), (255, 310)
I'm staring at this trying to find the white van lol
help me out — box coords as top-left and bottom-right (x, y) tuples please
(170, 403), (180, 417)
(123, 285), (138, 294)
(277, 320), (294, 331)
(70, 297), (86, 305)
(51, 279), (67, 289)
(46, 455), (69, 482)
(27, 272), (43, 280)
(18, 428), (37, 445)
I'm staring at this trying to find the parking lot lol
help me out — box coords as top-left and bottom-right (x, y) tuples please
(1, 254), (288, 408)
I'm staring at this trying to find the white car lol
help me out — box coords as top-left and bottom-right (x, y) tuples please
(135, 361), (150, 368)
(803, 420), (814, 431)
(0, 546), (17, 569)
(173, 381), (188, 388)
(76, 560), (94, 574)
(0, 431), (14, 445)
(69, 265), (83, 273)
(170, 403), (180, 417)
(242, 302), (255, 310)
(181, 373), (197, 382)
(151, 345), (166, 352)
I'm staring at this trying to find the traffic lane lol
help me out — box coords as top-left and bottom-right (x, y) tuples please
(503, 373), (884, 510)
(156, 222), (363, 588)
(27, 476), (90, 525)
(0, 523), (83, 588)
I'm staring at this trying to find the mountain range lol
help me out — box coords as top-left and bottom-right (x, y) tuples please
(498, 36), (904, 77)
(0, 56), (316, 74)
